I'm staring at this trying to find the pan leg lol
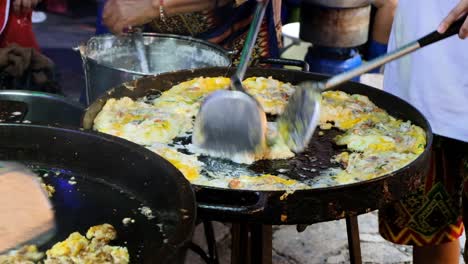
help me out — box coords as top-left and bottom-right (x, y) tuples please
(231, 223), (272, 264)
(346, 215), (362, 264)
(187, 221), (220, 264)
(231, 223), (250, 264)
(203, 221), (220, 264)
(250, 224), (272, 264)
(188, 242), (213, 264)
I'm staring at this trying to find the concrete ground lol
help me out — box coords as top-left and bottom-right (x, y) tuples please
(32, 12), (466, 264)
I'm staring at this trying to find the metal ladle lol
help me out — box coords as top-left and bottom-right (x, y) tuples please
(278, 15), (467, 153)
(192, 0), (269, 156)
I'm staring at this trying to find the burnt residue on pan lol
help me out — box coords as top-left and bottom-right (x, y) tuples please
(249, 129), (345, 181)
(172, 127), (345, 185)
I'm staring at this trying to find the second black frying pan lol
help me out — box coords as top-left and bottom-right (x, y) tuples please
(0, 124), (196, 263)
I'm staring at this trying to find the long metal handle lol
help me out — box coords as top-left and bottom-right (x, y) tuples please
(324, 41), (420, 89)
(323, 14), (467, 90)
(231, 0), (269, 90)
(128, 27), (150, 73)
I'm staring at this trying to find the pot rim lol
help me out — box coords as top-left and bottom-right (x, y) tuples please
(80, 32), (233, 76)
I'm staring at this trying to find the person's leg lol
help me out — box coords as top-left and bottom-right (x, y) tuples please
(379, 136), (466, 264)
(414, 241), (460, 264)
(462, 159), (468, 263)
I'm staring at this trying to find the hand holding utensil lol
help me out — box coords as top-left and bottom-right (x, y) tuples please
(279, 14), (468, 153)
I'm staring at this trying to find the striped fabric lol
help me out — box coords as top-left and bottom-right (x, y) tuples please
(379, 136), (468, 246)
(147, 0), (283, 62)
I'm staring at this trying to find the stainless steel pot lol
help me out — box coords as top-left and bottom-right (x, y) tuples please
(78, 33), (232, 105)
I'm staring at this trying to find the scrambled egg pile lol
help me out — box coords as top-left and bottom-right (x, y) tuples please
(319, 91), (426, 185)
(0, 224), (129, 264)
(93, 77), (426, 190)
(0, 245), (44, 263)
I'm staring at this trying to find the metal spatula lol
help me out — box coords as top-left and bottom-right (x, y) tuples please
(192, 0), (269, 156)
(0, 162), (55, 254)
(127, 27), (150, 73)
(279, 15), (467, 153)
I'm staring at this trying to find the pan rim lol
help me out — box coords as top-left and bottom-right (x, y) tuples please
(0, 122), (197, 250)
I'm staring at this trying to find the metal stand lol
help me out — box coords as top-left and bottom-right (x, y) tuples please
(346, 215), (362, 264)
(231, 223), (273, 264)
(196, 219), (362, 264)
(188, 221), (220, 264)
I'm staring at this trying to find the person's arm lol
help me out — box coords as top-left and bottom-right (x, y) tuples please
(366, 0), (397, 72)
(103, 0), (266, 34)
(371, 0), (398, 44)
(438, 0), (468, 39)
(103, 0), (230, 34)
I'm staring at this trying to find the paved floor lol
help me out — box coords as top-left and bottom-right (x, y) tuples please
(32, 12), (466, 264)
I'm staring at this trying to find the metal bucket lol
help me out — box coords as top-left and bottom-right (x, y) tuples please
(78, 33), (232, 105)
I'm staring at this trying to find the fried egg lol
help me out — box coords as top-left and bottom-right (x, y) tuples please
(228, 174), (310, 191)
(147, 144), (203, 182)
(242, 76), (296, 115)
(93, 77), (427, 190)
(94, 97), (192, 145)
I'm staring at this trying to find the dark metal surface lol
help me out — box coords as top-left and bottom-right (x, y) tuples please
(0, 124), (196, 263)
(299, 3), (371, 47)
(346, 216), (362, 264)
(83, 67), (432, 225)
(231, 223), (272, 264)
(0, 90), (84, 127)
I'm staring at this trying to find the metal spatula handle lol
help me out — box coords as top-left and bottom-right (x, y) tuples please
(231, 0), (269, 91)
(127, 27), (150, 73)
(322, 14), (467, 90)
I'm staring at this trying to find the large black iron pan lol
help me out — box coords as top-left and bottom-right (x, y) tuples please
(83, 66), (432, 225)
(0, 123), (196, 264)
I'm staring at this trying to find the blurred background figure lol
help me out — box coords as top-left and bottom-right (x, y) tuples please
(0, 0), (59, 93)
(102, 0), (284, 61)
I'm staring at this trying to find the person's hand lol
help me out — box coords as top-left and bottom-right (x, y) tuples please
(438, 0), (468, 39)
(12, 0), (41, 14)
(103, 0), (159, 34)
